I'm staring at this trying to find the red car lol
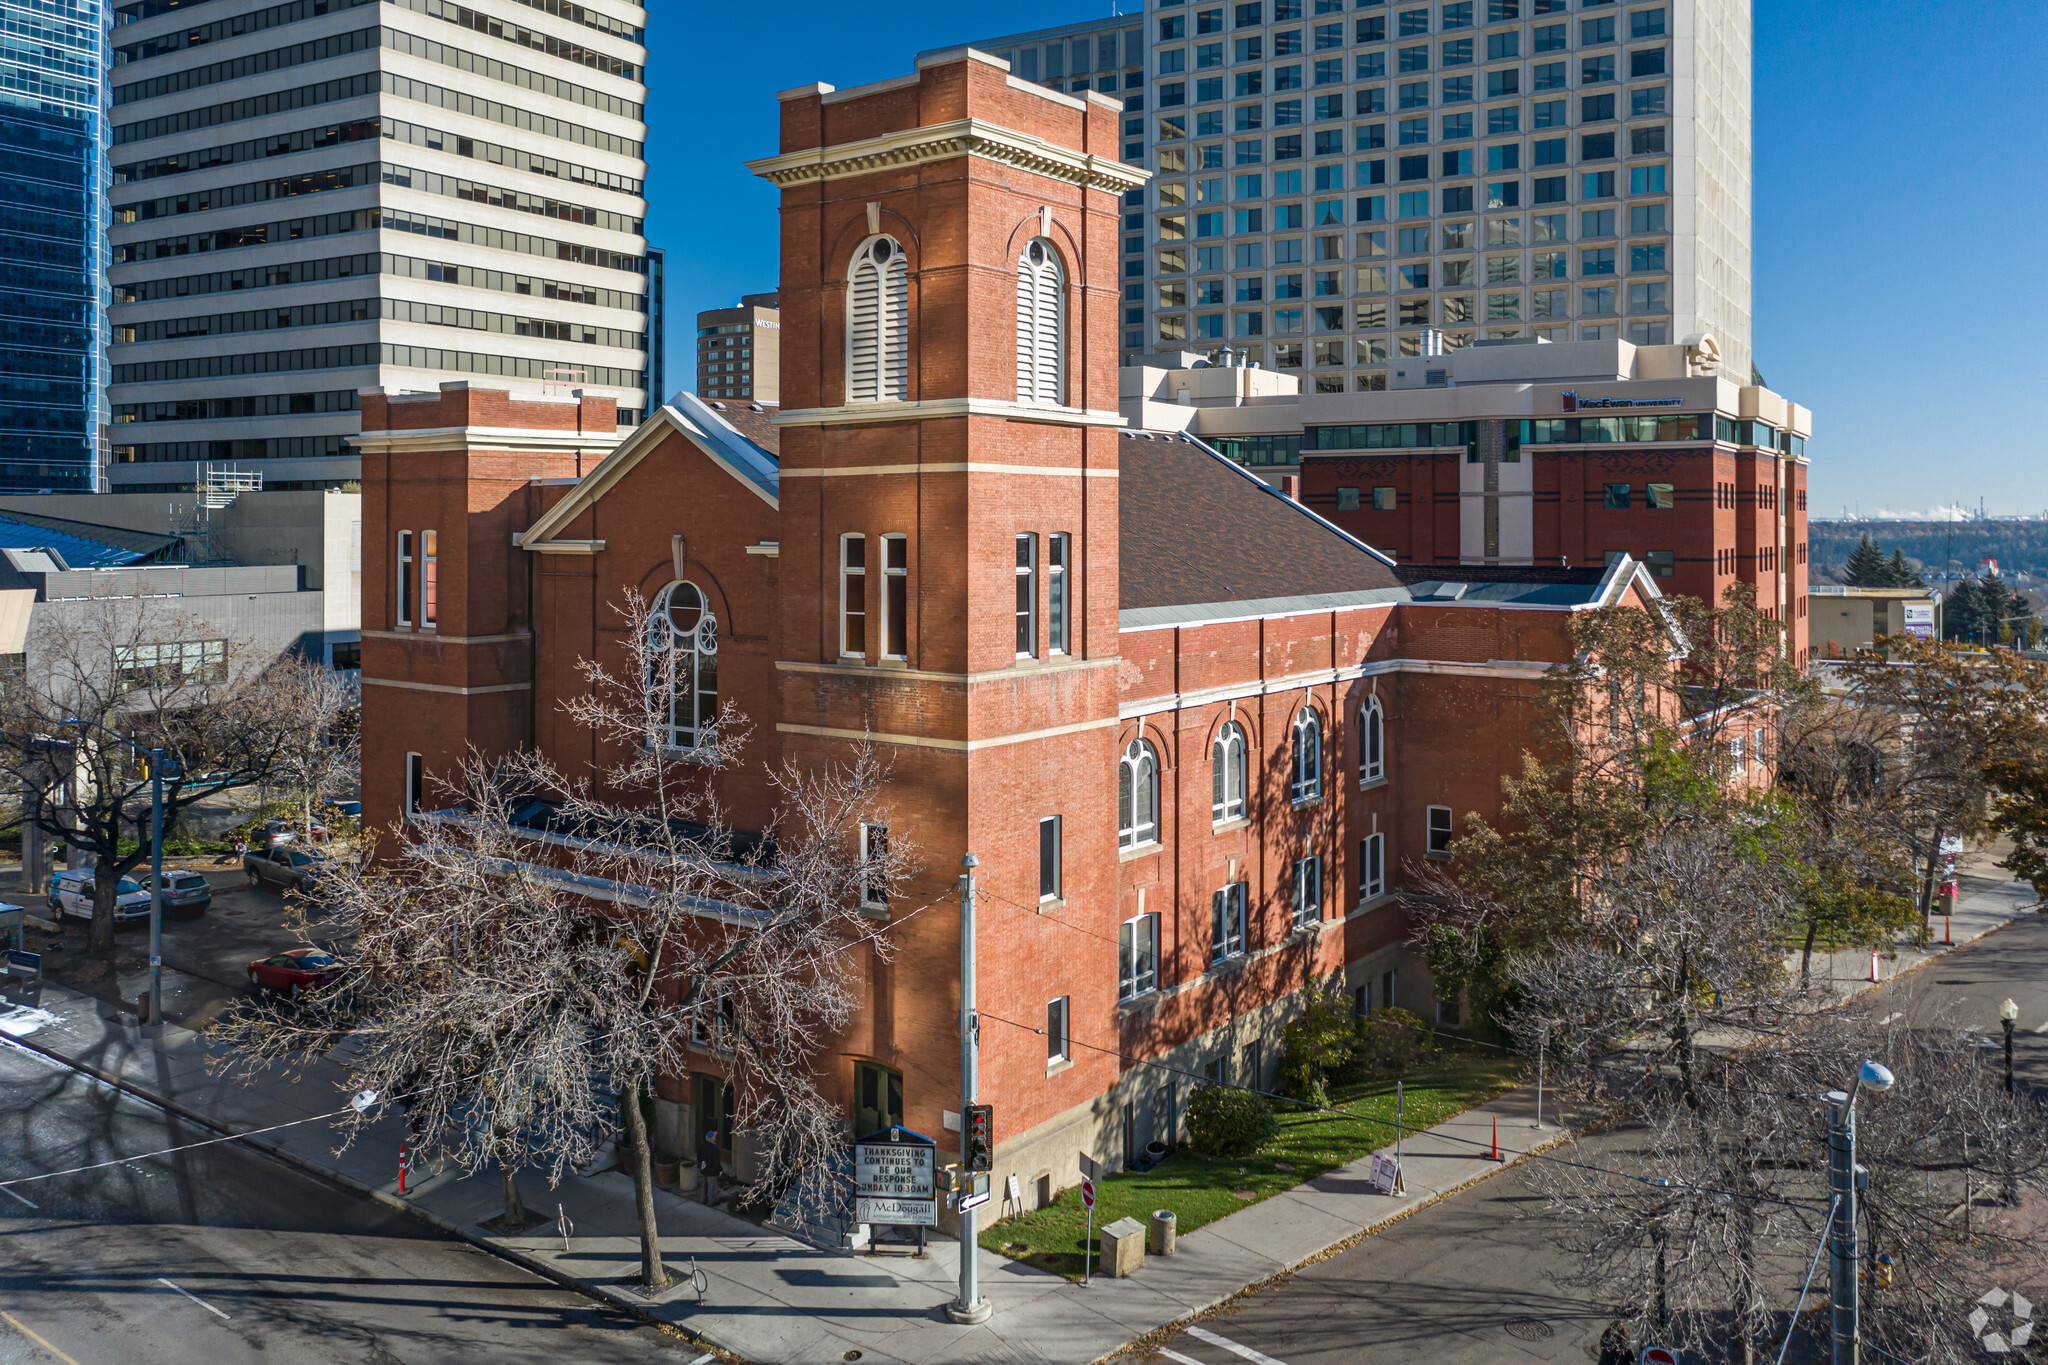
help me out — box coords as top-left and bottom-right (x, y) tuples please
(246, 949), (342, 998)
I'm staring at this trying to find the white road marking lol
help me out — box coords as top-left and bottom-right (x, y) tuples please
(687, 1356), (716, 1365)
(158, 1278), (231, 1320)
(2034, 1019), (2048, 1035)
(1187, 1324), (1292, 1365)
(0, 1183), (36, 1209)
(1875, 1013), (1899, 1026)
(1159, 1350), (1207, 1365)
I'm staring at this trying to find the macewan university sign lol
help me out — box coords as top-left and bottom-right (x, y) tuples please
(1561, 391), (1685, 411)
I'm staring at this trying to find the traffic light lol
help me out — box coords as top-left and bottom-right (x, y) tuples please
(966, 1103), (993, 1173)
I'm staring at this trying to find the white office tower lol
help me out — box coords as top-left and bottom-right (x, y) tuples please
(978, 0), (1752, 401)
(106, 0), (652, 490)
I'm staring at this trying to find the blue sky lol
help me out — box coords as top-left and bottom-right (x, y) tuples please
(643, 1), (2048, 518)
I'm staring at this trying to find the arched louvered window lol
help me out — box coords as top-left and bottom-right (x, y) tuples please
(847, 235), (909, 403)
(1015, 237), (1065, 405)
(648, 581), (718, 749)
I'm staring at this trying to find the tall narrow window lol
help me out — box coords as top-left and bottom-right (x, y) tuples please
(1290, 706), (1324, 802)
(1039, 815), (1062, 901)
(1016, 237), (1066, 404)
(1047, 996), (1070, 1063)
(1047, 532), (1070, 654)
(1120, 912), (1159, 999)
(1119, 738), (1160, 849)
(1292, 855), (1323, 927)
(1360, 695), (1384, 781)
(881, 534), (908, 659)
(1360, 832), (1385, 899)
(1211, 720), (1247, 822)
(1210, 881), (1247, 962)
(395, 530), (414, 627)
(1014, 533), (1038, 657)
(859, 823), (889, 909)
(404, 752), (424, 814)
(420, 529), (438, 629)
(649, 581), (718, 749)
(839, 534), (867, 658)
(1427, 804), (1453, 855)
(848, 235), (909, 403)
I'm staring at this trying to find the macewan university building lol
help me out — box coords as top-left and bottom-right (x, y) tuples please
(360, 48), (1788, 1223)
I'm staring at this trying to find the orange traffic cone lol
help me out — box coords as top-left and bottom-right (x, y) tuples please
(1491, 1113), (1501, 1162)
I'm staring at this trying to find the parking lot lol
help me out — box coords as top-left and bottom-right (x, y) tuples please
(6, 858), (351, 1028)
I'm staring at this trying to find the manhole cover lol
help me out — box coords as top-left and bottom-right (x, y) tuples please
(1504, 1317), (1554, 1342)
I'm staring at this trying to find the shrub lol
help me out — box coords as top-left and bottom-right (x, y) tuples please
(1351, 1007), (1431, 1079)
(1276, 977), (1357, 1107)
(1186, 1083), (1277, 1158)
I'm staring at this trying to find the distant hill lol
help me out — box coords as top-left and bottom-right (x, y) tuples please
(1809, 520), (2048, 583)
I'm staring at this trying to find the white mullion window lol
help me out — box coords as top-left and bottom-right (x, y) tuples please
(839, 533), (867, 658)
(1292, 855), (1323, 928)
(881, 533), (908, 659)
(859, 823), (889, 910)
(1014, 533), (1038, 658)
(1361, 833), (1385, 900)
(1210, 882), (1247, 963)
(395, 530), (414, 627)
(1047, 531), (1070, 654)
(1211, 720), (1247, 823)
(1119, 912), (1159, 1000)
(1361, 696), (1384, 782)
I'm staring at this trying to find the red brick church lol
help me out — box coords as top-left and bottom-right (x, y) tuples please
(359, 49), (1681, 1210)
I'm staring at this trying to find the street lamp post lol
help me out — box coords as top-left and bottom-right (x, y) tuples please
(1829, 1060), (1895, 1365)
(2000, 998), (2018, 1096)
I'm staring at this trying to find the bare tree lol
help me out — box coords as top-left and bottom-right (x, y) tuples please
(251, 654), (360, 840)
(217, 590), (909, 1289)
(1509, 817), (2048, 1363)
(0, 599), (295, 956)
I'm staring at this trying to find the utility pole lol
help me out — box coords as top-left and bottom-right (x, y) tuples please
(146, 745), (165, 1028)
(947, 852), (992, 1325)
(1828, 1061), (1894, 1365)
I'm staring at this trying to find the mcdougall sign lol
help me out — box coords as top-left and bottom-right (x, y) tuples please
(1562, 391), (1685, 411)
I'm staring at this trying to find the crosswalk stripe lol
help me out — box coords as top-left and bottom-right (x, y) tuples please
(1158, 1350), (1206, 1365)
(1187, 1324), (1292, 1365)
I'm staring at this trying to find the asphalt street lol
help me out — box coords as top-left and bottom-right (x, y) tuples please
(1144, 912), (2048, 1365)
(0, 1041), (696, 1365)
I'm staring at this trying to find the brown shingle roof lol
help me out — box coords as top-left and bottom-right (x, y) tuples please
(1117, 432), (1403, 613)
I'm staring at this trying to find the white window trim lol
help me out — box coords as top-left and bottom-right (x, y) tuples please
(1047, 995), (1070, 1063)
(420, 529), (438, 631)
(1361, 832), (1385, 900)
(404, 751), (423, 815)
(1360, 695), (1385, 783)
(1015, 532), (1038, 659)
(1016, 237), (1067, 405)
(1293, 854), (1323, 928)
(1426, 804), (1453, 857)
(1119, 738), (1160, 850)
(395, 530), (414, 628)
(839, 533), (867, 659)
(847, 235), (909, 404)
(1039, 814), (1062, 902)
(1211, 881), (1248, 964)
(880, 532), (908, 660)
(858, 822), (889, 910)
(1119, 911), (1159, 1000)
(1290, 706), (1324, 804)
(1047, 531), (1070, 655)
(1211, 720), (1247, 824)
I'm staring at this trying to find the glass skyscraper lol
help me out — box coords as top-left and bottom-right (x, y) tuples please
(0, 0), (109, 492)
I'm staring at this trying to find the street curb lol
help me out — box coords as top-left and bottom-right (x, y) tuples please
(2, 1028), (744, 1363)
(1103, 1121), (1582, 1365)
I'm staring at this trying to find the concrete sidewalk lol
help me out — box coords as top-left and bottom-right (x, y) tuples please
(0, 862), (2033, 1365)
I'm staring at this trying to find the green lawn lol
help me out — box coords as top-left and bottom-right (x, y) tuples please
(980, 1049), (1524, 1280)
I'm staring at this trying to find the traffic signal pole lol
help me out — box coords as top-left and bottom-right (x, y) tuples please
(947, 852), (992, 1325)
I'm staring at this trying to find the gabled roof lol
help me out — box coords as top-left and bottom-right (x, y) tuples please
(1118, 430), (1406, 628)
(518, 393), (780, 551)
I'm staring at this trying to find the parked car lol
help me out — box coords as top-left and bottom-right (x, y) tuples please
(137, 870), (212, 917)
(244, 846), (326, 895)
(246, 948), (342, 998)
(48, 869), (153, 924)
